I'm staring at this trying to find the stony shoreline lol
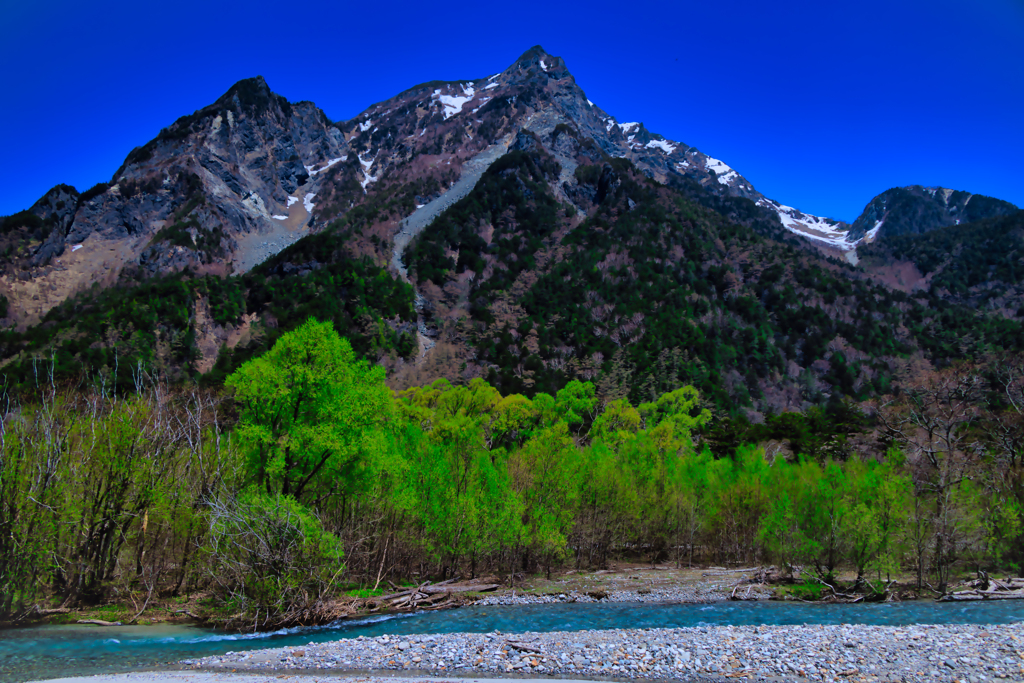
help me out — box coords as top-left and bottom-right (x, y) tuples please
(472, 583), (770, 607)
(192, 622), (1024, 683)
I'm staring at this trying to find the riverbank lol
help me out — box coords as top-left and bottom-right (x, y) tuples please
(2, 565), (772, 631)
(191, 622), (1024, 682)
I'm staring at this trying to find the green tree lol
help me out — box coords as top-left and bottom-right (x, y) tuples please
(226, 318), (392, 501)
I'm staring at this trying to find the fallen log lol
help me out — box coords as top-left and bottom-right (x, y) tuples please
(940, 590), (1024, 601)
(507, 641), (543, 654)
(37, 607), (72, 616)
(421, 583), (499, 594)
(380, 578), (459, 601)
(77, 619), (121, 626)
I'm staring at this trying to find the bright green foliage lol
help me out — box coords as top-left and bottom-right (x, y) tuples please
(510, 424), (581, 571)
(4, 337), (1024, 617)
(758, 456), (914, 584)
(0, 389), (235, 618)
(555, 380), (597, 429)
(227, 318), (392, 501)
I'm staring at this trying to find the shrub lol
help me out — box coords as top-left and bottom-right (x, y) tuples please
(204, 491), (344, 627)
(79, 183), (111, 204)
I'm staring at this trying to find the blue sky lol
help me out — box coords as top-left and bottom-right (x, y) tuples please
(1, 0), (1021, 221)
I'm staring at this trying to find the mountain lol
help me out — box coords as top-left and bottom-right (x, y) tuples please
(858, 209), (1024, 315)
(0, 76), (351, 324)
(0, 47), (849, 324)
(847, 185), (1019, 243)
(1, 46), (1022, 413)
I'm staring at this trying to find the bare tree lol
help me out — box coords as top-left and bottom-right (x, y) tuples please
(879, 363), (984, 592)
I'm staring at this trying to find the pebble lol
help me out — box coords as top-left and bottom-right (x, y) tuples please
(190, 622), (1024, 683)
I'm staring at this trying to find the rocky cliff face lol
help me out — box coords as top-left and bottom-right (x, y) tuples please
(1, 77), (350, 322)
(0, 47), (849, 323)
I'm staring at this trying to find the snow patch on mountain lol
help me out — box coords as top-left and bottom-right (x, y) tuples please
(358, 120), (373, 133)
(705, 157), (740, 185)
(433, 85), (476, 120)
(539, 58), (548, 71)
(272, 215), (289, 220)
(358, 154), (378, 191)
(303, 193), (316, 213)
(646, 139), (677, 154)
(759, 199), (856, 251)
(864, 220), (884, 242)
(304, 157), (346, 176)
(287, 196), (299, 207)
(485, 82), (500, 90)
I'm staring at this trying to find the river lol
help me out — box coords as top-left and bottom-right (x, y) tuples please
(2, 600), (1023, 682)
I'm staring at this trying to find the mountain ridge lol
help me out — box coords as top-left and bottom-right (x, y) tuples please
(1, 46), (849, 325)
(1, 46), (1021, 414)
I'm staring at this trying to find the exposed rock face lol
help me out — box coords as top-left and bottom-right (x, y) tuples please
(847, 185), (1019, 242)
(50, 76), (345, 257)
(0, 48), (809, 322)
(2, 77), (350, 320)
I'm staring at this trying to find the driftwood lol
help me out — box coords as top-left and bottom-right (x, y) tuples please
(730, 583), (767, 601)
(382, 580), (497, 602)
(36, 607), (72, 616)
(702, 567), (760, 577)
(507, 640), (544, 654)
(77, 618), (121, 626)
(940, 575), (1024, 601)
(422, 583), (498, 594)
(378, 578), (497, 612)
(380, 578), (459, 601)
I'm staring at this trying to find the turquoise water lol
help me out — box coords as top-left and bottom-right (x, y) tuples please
(2, 600), (1023, 683)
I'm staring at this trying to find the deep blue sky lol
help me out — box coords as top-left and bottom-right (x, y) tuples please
(2, 0), (1021, 221)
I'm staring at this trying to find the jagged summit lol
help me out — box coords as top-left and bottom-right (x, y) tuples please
(214, 75), (288, 113)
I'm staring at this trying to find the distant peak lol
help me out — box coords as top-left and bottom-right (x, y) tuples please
(516, 45), (547, 61)
(509, 45), (569, 79)
(222, 75), (272, 98)
(217, 75), (289, 115)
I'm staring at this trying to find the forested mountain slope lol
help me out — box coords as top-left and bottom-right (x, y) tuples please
(859, 210), (1024, 317)
(398, 129), (1024, 412)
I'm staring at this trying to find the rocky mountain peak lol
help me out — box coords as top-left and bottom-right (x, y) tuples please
(12, 46), (1018, 328)
(509, 45), (571, 80)
(847, 185), (1019, 242)
(214, 75), (291, 117)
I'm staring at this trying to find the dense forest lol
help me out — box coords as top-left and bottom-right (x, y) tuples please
(404, 140), (1024, 410)
(859, 210), (1024, 315)
(2, 320), (1021, 627)
(0, 234), (417, 391)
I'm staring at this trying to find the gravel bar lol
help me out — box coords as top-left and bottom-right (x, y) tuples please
(192, 622), (1024, 683)
(474, 585), (770, 606)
